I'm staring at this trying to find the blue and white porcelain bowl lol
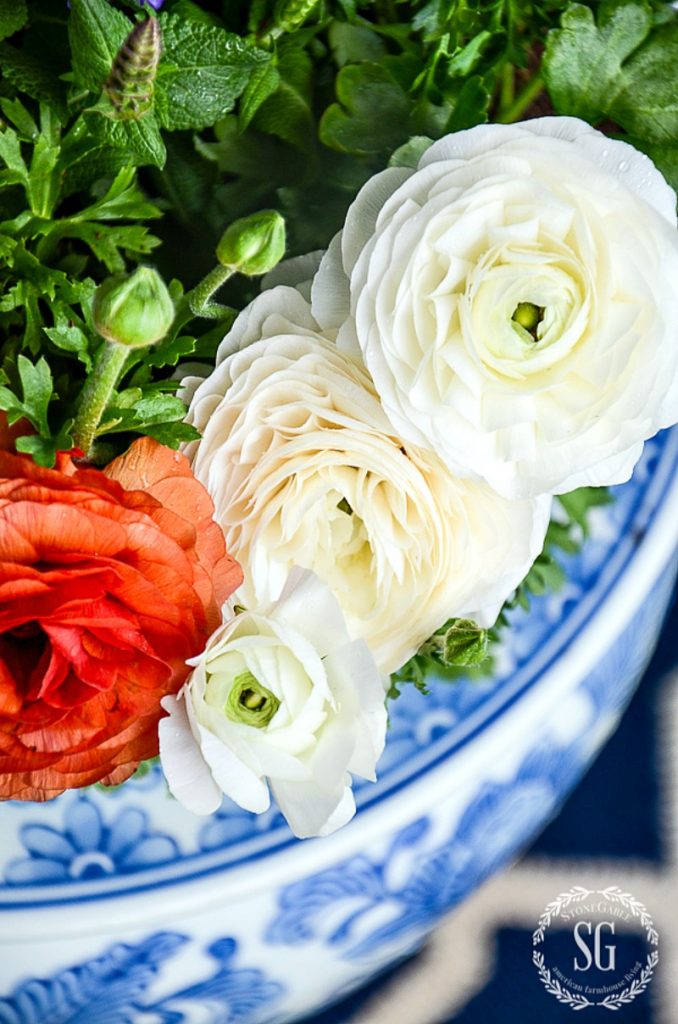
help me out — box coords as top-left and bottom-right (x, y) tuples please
(1, 429), (678, 1024)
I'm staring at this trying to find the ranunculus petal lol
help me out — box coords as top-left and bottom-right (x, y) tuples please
(158, 694), (224, 816)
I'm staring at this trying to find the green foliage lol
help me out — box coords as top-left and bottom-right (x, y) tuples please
(543, 1), (678, 187)
(543, 2), (653, 124)
(155, 13), (271, 131)
(0, 0), (27, 43)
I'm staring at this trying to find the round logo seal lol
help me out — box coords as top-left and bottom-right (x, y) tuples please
(532, 886), (659, 1010)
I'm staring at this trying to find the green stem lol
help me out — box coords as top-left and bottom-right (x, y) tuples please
(187, 264), (235, 316)
(168, 264), (237, 336)
(498, 74), (544, 124)
(499, 64), (515, 117)
(71, 341), (129, 457)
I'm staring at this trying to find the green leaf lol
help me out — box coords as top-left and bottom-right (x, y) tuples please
(43, 317), (92, 371)
(608, 22), (678, 143)
(0, 0), (27, 43)
(320, 62), (411, 155)
(543, 2), (652, 123)
(239, 61), (281, 131)
(68, 0), (131, 94)
(251, 42), (313, 149)
(0, 97), (38, 140)
(142, 333), (198, 369)
(84, 106), (166, 168)
(155, 13), (270, 131)
(0, 126), (29, 184)
(0, 354), (53, 434)
(0, 43), (67, 117)
(73, 166), (162, 223)
(143, 421), (201, 447)
(446, 30), (495, 78)
(15, 424), (74, 467)
(328, 22), (387, 67)
(446, 75), (490, 132)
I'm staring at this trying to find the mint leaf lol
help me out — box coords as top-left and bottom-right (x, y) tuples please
(68, 0), (130, 94)
(543, 2), (652, 123)
(0, 0), (27, 43)
(0, 44), (67, 117)
(155, 14), (270, 131)
(84, 106), (166, 168)
(320, 63), (411, 155)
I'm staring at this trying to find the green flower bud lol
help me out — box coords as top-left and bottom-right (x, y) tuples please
(216, 211), (286, 276)
(93, 267), (174, 348)
(274, 0), (320, 33)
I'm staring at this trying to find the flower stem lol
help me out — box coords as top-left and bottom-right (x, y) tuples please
(71, 341), (129, 457)
(186, 264), (235, 320)
(498, 74), (544, 124)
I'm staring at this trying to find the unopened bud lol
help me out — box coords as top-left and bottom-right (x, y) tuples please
(93, 267), (174, 348)
(216, 211), (286, 276)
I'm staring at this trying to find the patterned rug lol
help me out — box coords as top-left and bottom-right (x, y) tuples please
(305, 587), (678, 1023)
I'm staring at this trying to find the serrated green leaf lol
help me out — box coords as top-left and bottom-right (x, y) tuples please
(0, 126), (28, 182)
(446, 75), (490, 132)
(84, 106), (166, 169)
(239, 61), (281, 131)
(143, 333), (198, 369)
(68, 0), (131, 94)
(251, 42), (313, 149)
(0, 97), (38, 140)
(446, 30), (495, 78)
(155, 13), (270, 131)
(320, 62), (411, 155)
(0, 43), (67, 117)
(43, 318), (92, 371)
(543, 2), (652, 123)
(16, 421), (74, 467)
(0, 354), (54, 435)
(143, 421), (201, 447)
(0, 0), (27, 43)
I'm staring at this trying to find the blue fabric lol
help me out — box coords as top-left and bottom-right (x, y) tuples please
(304, 588), (677, 1023)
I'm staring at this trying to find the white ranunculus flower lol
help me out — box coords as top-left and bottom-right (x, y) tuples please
(159, 568), (387, 839)
(311, 117), (678, 499)
(183, 286), (550, 674)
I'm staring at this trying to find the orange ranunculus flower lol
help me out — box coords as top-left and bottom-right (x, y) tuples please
(0, 434), (243, 801)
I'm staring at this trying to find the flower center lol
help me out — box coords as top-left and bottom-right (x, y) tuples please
(511, 301), (544, 340)
(224, 670), (281, 728)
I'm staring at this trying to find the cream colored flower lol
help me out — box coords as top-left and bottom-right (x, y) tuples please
(159, 568), (387, 839)
(183, 287), (550, 673)
(312, 117), (678, 498)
